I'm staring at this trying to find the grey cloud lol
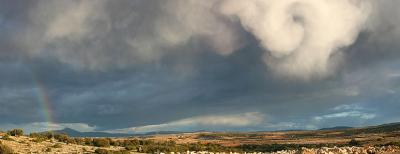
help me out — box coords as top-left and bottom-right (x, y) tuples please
(6, 0), (392, 80)
(0, 0), (400, 132)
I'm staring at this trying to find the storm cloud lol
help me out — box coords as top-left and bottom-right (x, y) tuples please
(0, 0), (400, 133)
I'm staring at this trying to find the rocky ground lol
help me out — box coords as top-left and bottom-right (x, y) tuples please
(166, 146), (400, 154)
(0, 134), (126, 154)
(1, 133), (400, 153)
(270, 146), (400, 154)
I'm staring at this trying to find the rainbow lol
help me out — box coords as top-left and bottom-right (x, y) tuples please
(31, 71), (56, 130)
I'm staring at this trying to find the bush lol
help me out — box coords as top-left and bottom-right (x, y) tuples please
(93, 138), (110, 147)
(124, 145), (136, 150)
(45, 147), (52, 152)
(1, 134), (13, 141)
(29, 132), (50, 143)
(349, 139), (361, 146)
(54, 134), (70, 143)
(0, 143), (14, 154)
(95, 148), (111, 154)
(52, 143), (62, 148)
(384, 141), (400, 147)
(84, 138), (93, 146)
(74, 138), (85, 145)
(7, 129), (24, 136)
(95, 149), (130, 154)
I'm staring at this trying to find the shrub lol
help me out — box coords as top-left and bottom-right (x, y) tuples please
(74, 138), (85, 145)
(349, 139), (361, 146)
(95, 148), (112, 154)
(45, 147), (52, 152)
(54, 134), (70, 143)
(1, 134), (12, 141)
(384, 141), (400, 147)
(114, 150), (131, 154)
(110, 140), (120, 146)
(52, 143), (62, 148)
(84, 138), (93, 146)
(95, 149), (130, 154)
(0, 143), (14, 154)
(94, 149), (129, 154)
(124, 145), (137, 151)
(7, 129), (24, 136)
(93, 138), (110, 147)
(30, 133), (49, 142)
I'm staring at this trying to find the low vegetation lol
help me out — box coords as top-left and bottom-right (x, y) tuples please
(7, 128), (23, 136)
(1, 126), (400, 153)
(24, 130), (393, 153)
(94, 148), (130, 154)
(0, 141), (13, 154)
(93, 138), (111, 147)
(348, 138), (361, 146)
(1, 134), (13, 141)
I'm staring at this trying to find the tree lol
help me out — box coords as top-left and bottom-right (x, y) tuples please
(93, 138), (110, 147)
(7, 129), (24, 136)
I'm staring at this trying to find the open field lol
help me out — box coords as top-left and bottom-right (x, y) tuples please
(143, 129), (400, 147)
(1, 123), (400, 153)
(142, 123), (400, 147)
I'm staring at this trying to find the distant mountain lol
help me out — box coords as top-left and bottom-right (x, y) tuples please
(316, 122), (400, 135)
(49, 128), (191, 137)
(319, 126), (353, 130)
(143, 131), (187, 135)
(43, 122), (400, 137)
(52, 128), (133, 137)
(348, 122), (400, 134)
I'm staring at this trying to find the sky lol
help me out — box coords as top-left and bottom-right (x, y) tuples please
(1, 0), (400, 134)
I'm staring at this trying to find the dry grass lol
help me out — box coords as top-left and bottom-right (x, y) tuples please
(0, 134), (128, 154)
(141, 129), (400, 147)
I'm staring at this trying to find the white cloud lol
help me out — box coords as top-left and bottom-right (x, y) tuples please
(314, 104), (376, 121)
(109, 112), (264, 133)
(221, 0), (371, 80)
(332, 104), (363, 111)
(314, 111), (376, 121)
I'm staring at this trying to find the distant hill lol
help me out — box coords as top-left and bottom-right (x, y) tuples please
(343, 122), (400, 134)
(143, 131), (188, 135)
(44, 122), (400, 137)
(51, 128), (133, 137)
(49, 128), (190, 137)
(319, 126), (353, 130)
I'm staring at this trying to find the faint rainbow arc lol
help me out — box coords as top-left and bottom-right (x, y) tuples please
(31, 71), (56, 130)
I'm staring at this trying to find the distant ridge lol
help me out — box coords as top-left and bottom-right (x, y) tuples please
(41, 122), (400, 137)
(47, 128), (192, 137)
(319, 126), (353, 130)
(51, 128), (133, 137)
(143, 131), (188, 135)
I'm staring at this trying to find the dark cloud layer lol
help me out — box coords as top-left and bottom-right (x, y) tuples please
(0, 0), (400, 132)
